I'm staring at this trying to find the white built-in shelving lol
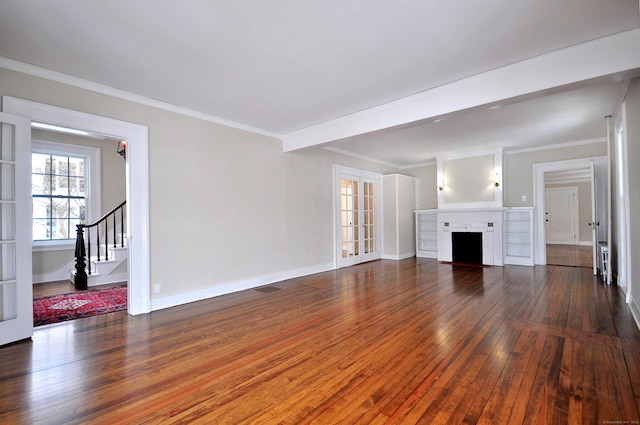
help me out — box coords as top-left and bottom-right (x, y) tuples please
(415, 210), (438, 258)
(504, 208), (534, 266)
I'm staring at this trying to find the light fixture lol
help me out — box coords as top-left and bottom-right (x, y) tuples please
(493, 173), (501, 187)
(117, 140), (127, 159)
(438, 178), (444, 191)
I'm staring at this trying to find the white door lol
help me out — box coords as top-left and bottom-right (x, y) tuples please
(545, 187), (578, 245)
(336, 170), (381, 268)
(0, 112), (33, 346)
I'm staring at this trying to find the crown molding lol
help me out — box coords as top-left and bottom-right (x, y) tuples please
(505, 138), (606, 155)
(0, 56), (282, 140)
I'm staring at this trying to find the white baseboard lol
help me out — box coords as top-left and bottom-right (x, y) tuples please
(629, 293), (640, 331)
(87, 272), (128, 287)
(577, 241), (594, 246)
(381, 252), (416, 260)
(150, 262), (335, 312)
(33, 260), (75, 283)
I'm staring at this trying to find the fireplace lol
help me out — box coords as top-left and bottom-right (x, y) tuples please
(452, 232), (483, 264)
(437, 208), (504, 266)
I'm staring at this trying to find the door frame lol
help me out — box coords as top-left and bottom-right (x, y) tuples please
(333, 165), (382, 269)
(3, 97), (151, 315)
(533, 156), (607, 267)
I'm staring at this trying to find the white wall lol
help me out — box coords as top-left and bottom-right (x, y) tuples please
(0, 67), (396, 303)
(504, 142), (607, 207)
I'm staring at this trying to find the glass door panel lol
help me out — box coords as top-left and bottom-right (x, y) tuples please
(336, 170), (381, 268)
(0, 112), (33, 345)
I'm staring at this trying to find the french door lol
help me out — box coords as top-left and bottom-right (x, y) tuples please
(335, 166), (381, 268)
(0, 112), (33, 346)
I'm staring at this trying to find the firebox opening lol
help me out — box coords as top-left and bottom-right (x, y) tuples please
(452, 232), (483, 265)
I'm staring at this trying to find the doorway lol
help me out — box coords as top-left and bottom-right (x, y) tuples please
(533, 157), (607, 272)
(3, 96), (151, 316)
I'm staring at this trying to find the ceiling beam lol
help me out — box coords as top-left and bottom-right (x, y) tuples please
(283, 28), (640, 152)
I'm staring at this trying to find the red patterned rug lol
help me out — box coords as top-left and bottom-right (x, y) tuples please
(33, 285), (127, 326)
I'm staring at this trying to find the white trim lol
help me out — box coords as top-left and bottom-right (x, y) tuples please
(381, 252), (415, 261)
(629, 293), (640, 332)
(151, 262), (334, 311)
(3, 96), (151, 315)
(505, 138), (606, 155)
(32, 240), (74, 252)
(283, 29), (640, 151)
(532, 157), (606, 265)
(0, 56), (281, 140)
(616, 114), (632, 299)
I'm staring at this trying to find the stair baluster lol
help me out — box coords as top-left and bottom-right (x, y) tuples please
(73, 201), (126, 289)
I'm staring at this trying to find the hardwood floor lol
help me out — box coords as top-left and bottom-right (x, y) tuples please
(546, 244), (593, 268)
(2, 259), (639, 424)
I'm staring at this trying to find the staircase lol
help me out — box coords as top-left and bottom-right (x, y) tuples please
(73, 201), (127, 289)
(70, 235), (128, 287)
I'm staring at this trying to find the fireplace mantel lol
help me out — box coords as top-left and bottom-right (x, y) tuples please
(436, 208), (505, 266)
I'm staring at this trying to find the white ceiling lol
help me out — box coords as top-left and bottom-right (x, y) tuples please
(1, 1), (639, 168)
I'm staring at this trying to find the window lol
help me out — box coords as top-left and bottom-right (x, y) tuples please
(32, 153), (86, 240)
(31, 140), (101, 249)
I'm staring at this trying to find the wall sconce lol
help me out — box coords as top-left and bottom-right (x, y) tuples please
(438, 178), (444, 191)
(493, 173), (501, 187)
(117, 140), (127, 159)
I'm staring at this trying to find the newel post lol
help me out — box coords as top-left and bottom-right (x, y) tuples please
(74, 224), (88, 290)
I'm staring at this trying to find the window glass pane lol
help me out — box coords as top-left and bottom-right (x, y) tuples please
(52, 176), (68, 196)
(51, 198), (69, 220)
(51, 218), (71, 240)
(70, 199), (85, 220)
(69, 177), (85, 197)
(32, 197), (51, 219)
(33, 218), (50, 240)
(32, 173), (49, 196)
(51, 155), (68, 176)
(32, 153), (50, 174)
(68, 157), (84, 177)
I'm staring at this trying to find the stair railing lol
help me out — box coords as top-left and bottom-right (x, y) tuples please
(74, 200), (126, 290)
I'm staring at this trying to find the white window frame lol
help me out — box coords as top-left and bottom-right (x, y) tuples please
(31, 139), (101, 251)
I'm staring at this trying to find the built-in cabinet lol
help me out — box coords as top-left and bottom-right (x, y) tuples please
(415, 210), (438, 258)
(503, 207), (534, 266)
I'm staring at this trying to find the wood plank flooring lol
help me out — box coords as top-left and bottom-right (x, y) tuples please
(2, 259), (639, 424)
(546, 244), (593, 268)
